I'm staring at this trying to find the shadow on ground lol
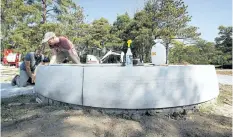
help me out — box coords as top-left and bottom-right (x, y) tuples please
(1, 102), (232, 137)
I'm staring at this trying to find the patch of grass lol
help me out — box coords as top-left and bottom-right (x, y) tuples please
(1, 70), (19, 74)
(0, 76), (14, 82)
(199, 84), (232, 113)
(0, 68), (19, 82)
(199, 103), (216, 113)
(217, 84), (232, 105)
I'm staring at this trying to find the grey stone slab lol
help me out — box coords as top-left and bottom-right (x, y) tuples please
(83, 65), (219, 109)
(1, 83), (34, 98)
(34, 65), (83, 105)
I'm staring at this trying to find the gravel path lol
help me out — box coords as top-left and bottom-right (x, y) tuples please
(217, 75), (232, 85)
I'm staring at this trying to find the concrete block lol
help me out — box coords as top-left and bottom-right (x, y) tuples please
(52, 100), (62, 106)
(37, 93), (48, 104)
(1, 83), (34, 98)
(35, 65), (83, 105)
(131, 113), (141, 121)
(83, 65), (219, 109)
(36, 97), (43, 104)
(48, 99), (53, 105)
(35, 65), (219, 110)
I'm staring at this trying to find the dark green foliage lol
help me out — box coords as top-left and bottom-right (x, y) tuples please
(1, 0), (231, 66)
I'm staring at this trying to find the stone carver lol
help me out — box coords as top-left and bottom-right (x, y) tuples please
(11, 49), (45, 87)
(42, 32), (81, 64)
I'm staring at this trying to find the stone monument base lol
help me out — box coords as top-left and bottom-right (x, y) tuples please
(36, 92), (216, 120)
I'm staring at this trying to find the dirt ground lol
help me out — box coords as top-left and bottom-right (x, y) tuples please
(216, 70), (232, 76)
(1, 84), (232, 137)
(1, 66), (232, 136)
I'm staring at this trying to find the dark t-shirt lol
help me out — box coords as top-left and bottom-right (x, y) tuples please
(20, 52), (44, 72)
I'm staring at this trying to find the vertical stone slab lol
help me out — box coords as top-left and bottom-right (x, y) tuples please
(83, 65), (219, 109)
(35, 65), (84, 105)
(35, 64), (219, 109)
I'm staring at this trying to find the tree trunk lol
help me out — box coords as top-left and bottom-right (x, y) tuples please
(142, 43), (144, 62)
(41, 43), (46, 54)
(165, 43), (169, 64)
(42, 0), (47, 24)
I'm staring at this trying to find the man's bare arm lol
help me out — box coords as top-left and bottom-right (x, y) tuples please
(49, 49), (57, 64)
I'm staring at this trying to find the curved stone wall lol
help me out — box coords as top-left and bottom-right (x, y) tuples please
(35, 65), (83, 105)
(35, 64), (219, 109)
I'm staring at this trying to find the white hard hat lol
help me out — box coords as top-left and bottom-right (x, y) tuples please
(42, 32), (56, 43)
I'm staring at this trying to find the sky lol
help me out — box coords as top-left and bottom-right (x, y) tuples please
(75, 0), (232, 42)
